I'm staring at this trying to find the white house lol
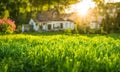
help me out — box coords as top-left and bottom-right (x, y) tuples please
(29, 19), (74, 32)
(89, 2), (120, 30)
(89, 16), (103, 29)
(22, 9), (75, 32)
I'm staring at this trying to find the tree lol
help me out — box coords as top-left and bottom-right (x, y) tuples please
(93, 0), (120, 33)
(0, 0), (80, 26)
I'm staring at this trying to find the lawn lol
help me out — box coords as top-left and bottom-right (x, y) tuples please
(0, 33), (120, 72)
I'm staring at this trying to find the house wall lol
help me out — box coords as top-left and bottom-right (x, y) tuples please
(40, 21), (74, 31)
(89, 15), (103, 29)
(29, 19), (39, 31)
(29, 19), (75, 31)
(22, 24), (32, 32)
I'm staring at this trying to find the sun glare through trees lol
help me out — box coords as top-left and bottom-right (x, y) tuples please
(0, 0), (120, 71)
(65, 0), (96, 16)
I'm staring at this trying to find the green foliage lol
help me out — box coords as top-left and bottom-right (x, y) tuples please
(15, 25), (22, 33)
(88, 29), (100, 34)
(0, 0), (79, 25)
(0, 19), (16, 34)
(74, 25), (79, 34)
(64, 28), (72, 35)
(3, 10), (9, 19)
(1, 0), (120, 34)
(0, 34), (120, 71)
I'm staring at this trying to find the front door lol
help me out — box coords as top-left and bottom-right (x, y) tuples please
(48, 24), (51, 30)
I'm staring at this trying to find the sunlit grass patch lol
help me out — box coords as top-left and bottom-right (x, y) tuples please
(0, 33), (120, 72)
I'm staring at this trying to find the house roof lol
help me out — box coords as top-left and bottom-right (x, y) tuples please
(35, 9), (74, 22)
(36, 9), (61, 21)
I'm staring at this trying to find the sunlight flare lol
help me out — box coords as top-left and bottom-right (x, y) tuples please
(77, 0), (96, 15)
(65, 0), (96, 16)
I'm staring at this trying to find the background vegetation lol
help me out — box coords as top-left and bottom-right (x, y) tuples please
(0, 0), (120, 71)
(0, 0), (120, 34)
(0, 0), (78, 25)
(0, 19), (16, 34)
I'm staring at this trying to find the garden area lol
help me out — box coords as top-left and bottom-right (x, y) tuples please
(0, 33), (120, 72)
(0, 0), (120, 72)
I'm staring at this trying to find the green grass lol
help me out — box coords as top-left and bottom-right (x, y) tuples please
(0, 33), (120, 72)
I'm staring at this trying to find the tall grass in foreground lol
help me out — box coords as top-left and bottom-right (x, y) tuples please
(0, 34), (120, 72)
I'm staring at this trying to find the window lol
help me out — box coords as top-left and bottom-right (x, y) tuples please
(39, 25), (42, 29)
(60, 23), (63, 28)
(53, 23), (63, 29)
(43, 23), (46, 25)
(53, 24), (55, 28)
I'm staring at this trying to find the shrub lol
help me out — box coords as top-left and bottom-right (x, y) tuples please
(0, 19), (16, 34)
(15, 25), (22, 33)
(64, 28), (72, 35)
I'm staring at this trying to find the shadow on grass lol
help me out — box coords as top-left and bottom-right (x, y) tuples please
(86, 33), (120, 40)
(22, 32), (120, 39)
(22, 31), (66, 36)
(1, 32), (120, 40)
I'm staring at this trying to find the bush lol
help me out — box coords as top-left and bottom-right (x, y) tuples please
(64, 28), (72, 35)
(15, 25), (22, 33)
(0, 19), (16, 34)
